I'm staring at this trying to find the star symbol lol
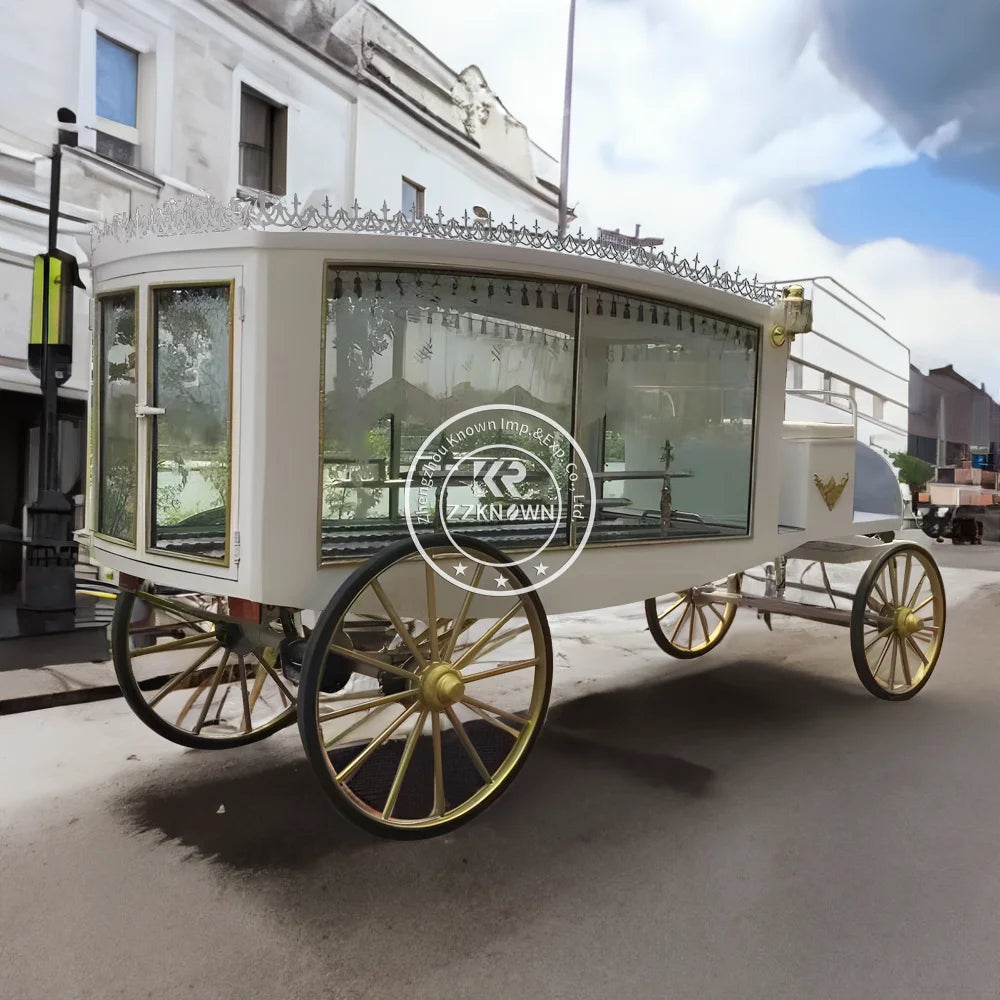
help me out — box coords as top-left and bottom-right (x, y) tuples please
(453, 562), (468, 576)
(494, 574), (510, 589)
(534, 562), (548, 577)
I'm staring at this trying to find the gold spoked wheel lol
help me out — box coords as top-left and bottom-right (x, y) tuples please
(644, 575), (740, 659)
(850, 542), (946, 700)
(297, 533), (552, 839)
(112, 588), (298, 749)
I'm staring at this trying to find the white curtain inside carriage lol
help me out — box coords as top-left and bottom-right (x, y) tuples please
(319, 266), (760, 551)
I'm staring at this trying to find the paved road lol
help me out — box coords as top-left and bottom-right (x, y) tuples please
(1, 547), (1000, 1000)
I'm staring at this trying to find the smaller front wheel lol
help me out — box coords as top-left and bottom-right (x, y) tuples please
(850, 543), (945, 700)
(645, 575), (740, 659)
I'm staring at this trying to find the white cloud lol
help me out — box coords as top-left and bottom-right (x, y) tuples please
(373, 0), (1000, 393)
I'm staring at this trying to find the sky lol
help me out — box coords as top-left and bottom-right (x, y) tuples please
(372, 0), (1000, 395)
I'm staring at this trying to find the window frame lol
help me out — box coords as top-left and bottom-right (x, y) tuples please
(402, 177), (425, 219)
(238, 85), (288, 196)
(95, 32), (140, 164)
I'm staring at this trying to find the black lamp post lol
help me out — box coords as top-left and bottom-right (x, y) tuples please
(19, 107), (83, 629)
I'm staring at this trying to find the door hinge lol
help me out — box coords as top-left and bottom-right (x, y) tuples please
(233, 531), (241, 564)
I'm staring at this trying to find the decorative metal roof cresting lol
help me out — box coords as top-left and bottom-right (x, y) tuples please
(92, 195), (779, 305)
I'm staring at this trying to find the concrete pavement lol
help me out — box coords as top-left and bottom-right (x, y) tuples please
(0, 540), (999, 999)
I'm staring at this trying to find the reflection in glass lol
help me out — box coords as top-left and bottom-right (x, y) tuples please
(97, 292), (137, 541)
(321, 269), (576, 559)
(577, 289), (759, 541)
(150, 285), (232, 560)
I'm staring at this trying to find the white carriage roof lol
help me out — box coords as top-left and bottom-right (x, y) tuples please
(90, 195), (780, 306)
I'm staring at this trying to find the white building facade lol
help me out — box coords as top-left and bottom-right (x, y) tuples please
(0, 0), (560, 560)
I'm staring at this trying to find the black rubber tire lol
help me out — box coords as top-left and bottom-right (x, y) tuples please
(849, 542), (946, 701)
(297, 533), (553, 840)
(112, 587), (297, 750)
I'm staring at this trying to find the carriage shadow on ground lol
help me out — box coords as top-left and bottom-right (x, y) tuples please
(112, 656), (872, 873)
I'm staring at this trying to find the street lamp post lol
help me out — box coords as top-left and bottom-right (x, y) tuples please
(557, 0), (576, 239)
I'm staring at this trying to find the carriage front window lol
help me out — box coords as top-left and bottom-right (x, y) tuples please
(149, 284), (233, 562)
(577, 288), (759, 542)
(96, 291), (138, 542)
(320, 267), (577, 559)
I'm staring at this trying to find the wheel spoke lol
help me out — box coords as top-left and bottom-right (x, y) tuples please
(899, 640), (912, 686)
(461, 623), (531, 662)
(425, 564), (440, 662)
(887, 559), (900, 606)
(335, 701), (420, 784)
(371, 580), (427, 668)
(193, 651), (230, 734)
(706, 602), (726, 624)
(318, 688), (415, 722)
(431, 711), (445, 817)
(139, 592), (229, 625)
(912, 593), (935, 615)
(461, 657), (538, 684)
(696, 605), (712, 646)
(887, 636), (898, 689)
(872, 578), (891, 608)
(382, 708), (428, 820)
(669, 602), (691, 645)
(323, 700), (394, 750)
(464, 701), (520, 738)
(443, 565), (485, 661)
(686, 603), (695, 649)
(453, 604), (523, 671)
(462, 694), (528, 727)
(906, 571), (927, 609)
(657, 595), (686, 621)
(865, 625), (894, 652)
(869, 633), (893, 678)
(247, 661), (268, 713)
(249, 650), (297, 704)
(130, 632), (216, 658)
(147, 642), (221, 708)
(326, 643), (417, 682)
(237, 654), (253, 734)
(900, 554), (913, 613)
(904, 635), (929, 667)
(444, 705), (492, 783)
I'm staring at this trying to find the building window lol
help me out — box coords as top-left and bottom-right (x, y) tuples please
(402, 177), (424, 219)
(95, 34), (139, 166)
(239, 86), (287, 195)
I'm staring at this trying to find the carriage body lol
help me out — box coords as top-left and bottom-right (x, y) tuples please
(89, 202), (935, 840)
(87, 211), (900, 617)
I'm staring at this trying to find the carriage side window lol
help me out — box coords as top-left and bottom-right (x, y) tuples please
(577, 289), (759, 542)
(149, 284), (233, 562)
(96, 291), (138, 542)
(320, 268), (577, 560)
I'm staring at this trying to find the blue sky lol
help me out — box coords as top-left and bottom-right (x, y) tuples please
(376, 0), (1000, 389)
(812, 158), (1000, 275)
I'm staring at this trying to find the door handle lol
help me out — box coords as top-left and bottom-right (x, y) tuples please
(135, 405), (165, 417)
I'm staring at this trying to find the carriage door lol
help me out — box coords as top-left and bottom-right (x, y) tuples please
(142, 273), (240, 572)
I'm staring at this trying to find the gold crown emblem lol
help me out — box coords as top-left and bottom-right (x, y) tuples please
(813, 473), (850, 510)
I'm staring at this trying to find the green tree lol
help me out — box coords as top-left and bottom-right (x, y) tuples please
(890, 453), (935, 515)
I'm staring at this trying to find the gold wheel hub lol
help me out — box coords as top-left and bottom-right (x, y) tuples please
(419, 662), (465, 711)
(894, 607), (923, 637)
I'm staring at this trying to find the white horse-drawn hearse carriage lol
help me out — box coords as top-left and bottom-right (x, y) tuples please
(85, 198), (945, 838)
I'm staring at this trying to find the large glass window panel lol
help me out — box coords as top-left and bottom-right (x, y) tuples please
(150, 285), (232, 561)
(96, 291), (138, 542)
(577, 288), (759, 542)
(320, 268), (576, 560)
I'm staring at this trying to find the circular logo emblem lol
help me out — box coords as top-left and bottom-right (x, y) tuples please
(403, 404), (596, 596)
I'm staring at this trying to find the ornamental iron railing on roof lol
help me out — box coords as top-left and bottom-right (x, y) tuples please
(91, 194), (779, 305)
